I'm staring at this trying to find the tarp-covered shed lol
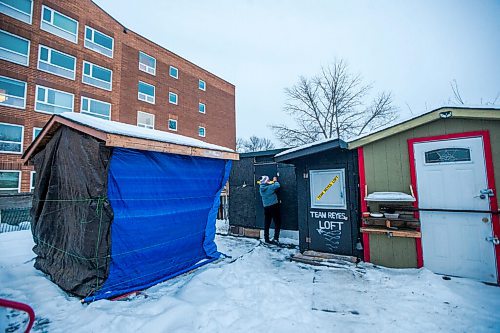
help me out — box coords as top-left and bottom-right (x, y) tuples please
(22, 113), (238, 302)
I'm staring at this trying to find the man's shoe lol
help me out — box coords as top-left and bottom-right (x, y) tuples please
(264, 239), (272, 244)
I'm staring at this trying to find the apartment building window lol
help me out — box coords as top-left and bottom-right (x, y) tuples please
(35, 85), (74, 115)
(0, 29), (30, 66)
(168, 119), (177, 131)
(81, 96), (111, 120)
(33, 127), (42, 141)
(199, 102), (206, 114)
(0, 170), (21, 193)
(0, 76), (27, 109)
(38, 45), (76, 80)
(169, 66), (178, 79)
(198, 126), (206, 137)
(0, 122), (23, 154)
(30, 171), (36, 191)
(138, 81), (155, 104)
(41, 5), (78, 43)
(198, 79), (206, 91)
(169, 92), (178, 105)
(0, 0), (33, 24)
(82, 61), (112, 91)
(139, 51), (156, 75)
(137, 111), (154, 129)
(84, 26), (114, 58)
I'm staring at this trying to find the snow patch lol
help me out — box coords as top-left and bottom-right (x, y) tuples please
(1, 230), (499, 332)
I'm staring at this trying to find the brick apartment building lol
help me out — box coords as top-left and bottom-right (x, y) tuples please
(0, 0), (236, 193)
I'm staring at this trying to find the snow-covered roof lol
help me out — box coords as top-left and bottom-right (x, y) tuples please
(274, 137), (344, 159)
(275, 105), (500, 160)
(59, 112), (233, 152)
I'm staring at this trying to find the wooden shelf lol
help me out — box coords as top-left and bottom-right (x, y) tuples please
(363, 217), (419, 223)
(361, 227), (421, 238)
(362, 217), (420, 229)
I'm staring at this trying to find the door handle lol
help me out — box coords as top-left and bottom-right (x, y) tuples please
(486, 236), (500, 245)
(480, 189), (494, 197)
(475, 189), (494, 199)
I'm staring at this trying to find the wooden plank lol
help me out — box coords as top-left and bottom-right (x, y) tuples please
(363, 217), (419, 223)
(368, 233), (417, 268)
(302, 250), (358, 263)
(24, 115), (238, 163)
(291, 253), (357, 266)
(363, 219), (420, 229)
(22, 119), (58, 163)
(361, 227), (421, 238)
(106, 134), (239, 160)
(23, 116), (109, 163)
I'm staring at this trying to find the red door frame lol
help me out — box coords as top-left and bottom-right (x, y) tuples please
(358, 147), (370, 262)
(408, 130), (500, 284)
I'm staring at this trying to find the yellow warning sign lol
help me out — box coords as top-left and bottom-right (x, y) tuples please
(316, 175), (339, 201)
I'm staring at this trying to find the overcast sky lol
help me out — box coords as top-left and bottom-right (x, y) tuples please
(95, 0), (500, 144)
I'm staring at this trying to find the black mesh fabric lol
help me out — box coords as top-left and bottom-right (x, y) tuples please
(30, 127), (113, 298)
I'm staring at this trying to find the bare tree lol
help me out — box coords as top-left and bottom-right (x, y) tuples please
(450, 79), (465, 105)
(271, 59), (398, 146)
(236, 138), (246, 152)
(237, 136), (275, 153)
(448, 79), (500, 106)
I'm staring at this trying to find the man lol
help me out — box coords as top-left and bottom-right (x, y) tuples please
(259, 175), (281, 244)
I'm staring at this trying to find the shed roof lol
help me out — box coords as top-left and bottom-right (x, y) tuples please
(348, 106), (500, 149)
(22, 113), (238, 163)
(274, 106), (500, 161)
(240, 148), (289, 158)
(274, 139), (347, 163)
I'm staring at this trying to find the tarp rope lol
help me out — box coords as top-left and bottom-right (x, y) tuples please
(32, 195), (223, 297)
(33, 196), (108, 294)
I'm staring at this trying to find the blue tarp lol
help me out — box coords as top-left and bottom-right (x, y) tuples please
(85, 148), (231, 302)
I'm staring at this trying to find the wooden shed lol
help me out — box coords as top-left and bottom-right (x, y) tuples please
(22, 112), (238, 302)
(349, 106), (500, 284)
(228, 149), (298, 238)
(275, 140), (362, 258)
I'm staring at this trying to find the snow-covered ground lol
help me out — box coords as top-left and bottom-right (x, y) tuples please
(1, 230), (499, 333)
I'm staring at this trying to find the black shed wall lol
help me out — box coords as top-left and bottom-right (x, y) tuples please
(229, 153), (298, 231)
(290, 148), (362, 257)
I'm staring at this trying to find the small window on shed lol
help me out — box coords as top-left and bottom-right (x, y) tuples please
(309, 169), (346, 209)
(424, 148), (471, 164)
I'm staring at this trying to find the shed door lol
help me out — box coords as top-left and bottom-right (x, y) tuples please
(254, 163), (278, 229)
(414, 137), (497, 283)
(307, 169), (352, 254)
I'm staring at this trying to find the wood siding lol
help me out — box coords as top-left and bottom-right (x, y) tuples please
(369, 234), (417, 268)
(363, 118), (500, 207)
(362, 117), (500, 268)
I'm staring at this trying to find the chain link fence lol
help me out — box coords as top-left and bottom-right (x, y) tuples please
(0, 194), (33, 233)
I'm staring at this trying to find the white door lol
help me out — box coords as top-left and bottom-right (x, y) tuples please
(414, 136), (497, 283)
